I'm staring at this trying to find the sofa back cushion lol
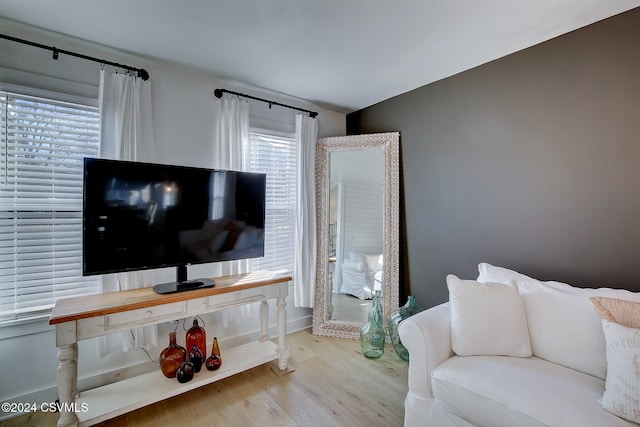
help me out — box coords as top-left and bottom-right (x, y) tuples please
(516, 279), (607, 379)
(477, 263), (640, 380)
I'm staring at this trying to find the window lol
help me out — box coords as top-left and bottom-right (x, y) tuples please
(0, 91), (101, 325)
(244, 130), (296, 273)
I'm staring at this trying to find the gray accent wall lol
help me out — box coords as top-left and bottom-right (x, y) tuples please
(347, 7), (640, 308)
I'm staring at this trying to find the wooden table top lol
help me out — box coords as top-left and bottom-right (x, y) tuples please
(49, 271), (292, 325)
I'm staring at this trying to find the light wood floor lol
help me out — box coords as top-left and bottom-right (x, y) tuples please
(1, 329), (408, 427)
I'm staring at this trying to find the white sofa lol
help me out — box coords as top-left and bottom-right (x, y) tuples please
(398, 263), (640, 427)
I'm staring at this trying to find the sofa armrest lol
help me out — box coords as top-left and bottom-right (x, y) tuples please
(398, 302), (453, 400)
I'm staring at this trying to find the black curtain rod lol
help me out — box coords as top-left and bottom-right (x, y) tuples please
(0, 33), (150, 81)
(214, 88), (318, 118)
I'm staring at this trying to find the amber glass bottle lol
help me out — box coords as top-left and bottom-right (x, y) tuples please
(159, 332), (186, 378)
(185, 318), (207, 361)
(205, 337), (222, 371)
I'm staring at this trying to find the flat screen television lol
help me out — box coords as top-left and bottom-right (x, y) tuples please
(83, 158), (266, 286)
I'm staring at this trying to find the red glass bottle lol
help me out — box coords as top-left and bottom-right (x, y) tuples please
(159, 332), (186, 378)
(186, 318), (206, 361)
(205, 337), (222, 371)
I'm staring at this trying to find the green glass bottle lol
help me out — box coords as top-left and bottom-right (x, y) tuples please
(388, 295), (421, 361)
(360, 290), (385, 358)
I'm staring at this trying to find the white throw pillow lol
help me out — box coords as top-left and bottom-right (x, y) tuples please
(365, 254), (383, 273)
(600, 320), (640, 424)
(447, 275), (532, 357)
(516, 278), (609, 379)
(477, 262), (573, 292)
(478, 262), (640, 379)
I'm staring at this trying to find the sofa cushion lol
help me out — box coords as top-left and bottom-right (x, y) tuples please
(599, 320), (640, 424)
(447, 275), (531, 357)
(477, 263), (640, 380)
(432, 355), (637, 427)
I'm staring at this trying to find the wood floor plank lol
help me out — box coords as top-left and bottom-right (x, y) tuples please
(0, 329), (408, 427)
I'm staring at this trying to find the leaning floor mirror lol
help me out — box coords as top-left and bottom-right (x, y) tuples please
(312, 132), (400, 339)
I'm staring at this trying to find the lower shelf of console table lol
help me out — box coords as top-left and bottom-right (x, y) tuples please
(77, 340), (278, 426)
(49, 271), (292, 427)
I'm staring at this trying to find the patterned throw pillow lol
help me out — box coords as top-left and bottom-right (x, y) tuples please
(599, 320), (640, 423)
(590, 297), (640, 423)
(590, 297), (640, 329)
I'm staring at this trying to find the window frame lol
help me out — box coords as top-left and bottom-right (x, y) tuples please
(245, 127), (297, 275)
(0, 84), (101, 328)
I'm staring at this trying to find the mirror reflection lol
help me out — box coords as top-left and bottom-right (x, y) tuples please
(313, 132), (400, 340)
(327, 149), (385, 323)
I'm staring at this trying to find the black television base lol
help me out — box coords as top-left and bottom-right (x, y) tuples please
(153, 278), (216, 294)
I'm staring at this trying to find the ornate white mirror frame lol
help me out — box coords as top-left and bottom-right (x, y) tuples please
(312, 132), (400, 339)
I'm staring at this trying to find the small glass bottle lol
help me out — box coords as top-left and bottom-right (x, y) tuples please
(176, 360), (195, 383)
(159, 331), (186, 378)
(205, 337), (222, 371)
(388, 295), (421, 361)
(360, 290), (385, 358)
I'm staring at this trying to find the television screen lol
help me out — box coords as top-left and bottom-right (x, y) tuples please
(83, 158), (266, 277)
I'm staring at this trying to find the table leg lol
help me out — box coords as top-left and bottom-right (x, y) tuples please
(56, 343), (79, 427)
(276, 294), (289, 370)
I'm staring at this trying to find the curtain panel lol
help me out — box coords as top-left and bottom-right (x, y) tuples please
(294, 114), (318, 308)
(212, 95), (256, 326)
(98, 69), (156, 356)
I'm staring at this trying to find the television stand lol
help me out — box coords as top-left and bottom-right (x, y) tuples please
(49, 271), (291, 427)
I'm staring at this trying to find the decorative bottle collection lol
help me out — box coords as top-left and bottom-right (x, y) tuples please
(164, 293), (420, 379)
(159, 317), (222, 383)
(358, 292), (421, 361)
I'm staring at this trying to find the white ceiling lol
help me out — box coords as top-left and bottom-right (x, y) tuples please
(1, 0), (639, 113)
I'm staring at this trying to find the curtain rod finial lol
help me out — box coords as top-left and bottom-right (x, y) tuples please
(137, 69), (149, 81)
(214, 89), (224, 98)
(310, 112), (318, 118)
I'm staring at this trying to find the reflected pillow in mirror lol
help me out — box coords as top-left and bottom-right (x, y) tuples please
(342, 260), (365, 272)
(365, 254), (383, 273)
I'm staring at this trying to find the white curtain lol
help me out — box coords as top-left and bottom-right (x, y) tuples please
(294, 114), (318, 308)
(98, 69), (156, 356)
(212, 94), (255, 326)
(214, 95), (248, 171)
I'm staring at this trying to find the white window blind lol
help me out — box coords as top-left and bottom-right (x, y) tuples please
(244, 131), (296, 273)
(0, 91), (101, 325)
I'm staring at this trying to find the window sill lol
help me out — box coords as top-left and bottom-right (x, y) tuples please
(0, 316), (54, 340)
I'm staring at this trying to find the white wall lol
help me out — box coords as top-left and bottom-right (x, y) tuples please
(0, 18), (345, 412)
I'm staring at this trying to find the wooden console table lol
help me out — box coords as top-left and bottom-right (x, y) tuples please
(49, 271), (292, 427)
